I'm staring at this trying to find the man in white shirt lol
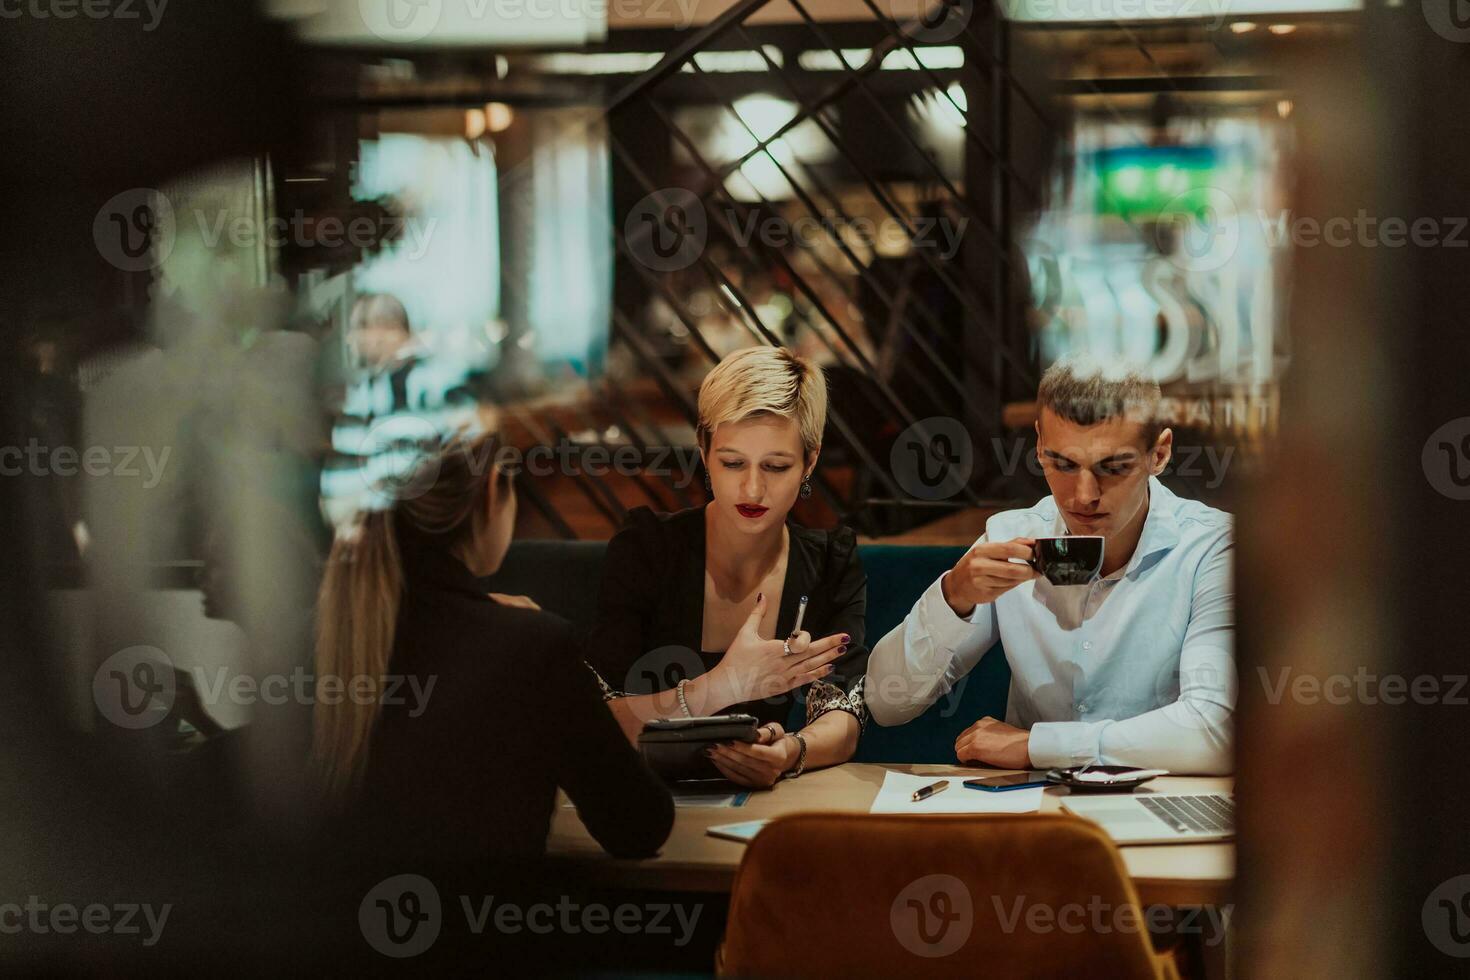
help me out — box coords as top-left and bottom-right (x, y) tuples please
(866, 359), (1235, 774)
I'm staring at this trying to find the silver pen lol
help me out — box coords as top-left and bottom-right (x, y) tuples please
(789, 595), (809, 638)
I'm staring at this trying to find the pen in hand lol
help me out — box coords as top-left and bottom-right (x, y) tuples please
(788, 595), (809, 639)
(911, 779), (950, 802)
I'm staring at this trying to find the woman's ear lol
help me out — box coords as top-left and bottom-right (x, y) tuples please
(804, 448), (820, 480)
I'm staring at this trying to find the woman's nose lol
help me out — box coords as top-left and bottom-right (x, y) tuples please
(743, 469), (764, 499)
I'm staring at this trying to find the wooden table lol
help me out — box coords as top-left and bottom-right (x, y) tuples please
(548, 763), (1234, 908)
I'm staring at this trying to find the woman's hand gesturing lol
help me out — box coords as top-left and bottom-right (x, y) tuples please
(708, 593), (849, 706)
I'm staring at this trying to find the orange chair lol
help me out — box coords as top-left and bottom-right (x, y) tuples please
(717, 812), (1181, 979)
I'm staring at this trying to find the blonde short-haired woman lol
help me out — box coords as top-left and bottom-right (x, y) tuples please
(587, 346), (868, 787)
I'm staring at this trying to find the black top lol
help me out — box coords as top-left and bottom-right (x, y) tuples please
(355, 523), (675, 864)
(586, 505), (869, 730)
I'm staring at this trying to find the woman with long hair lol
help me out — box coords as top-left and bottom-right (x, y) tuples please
(587, 346), (868, 788)
(312, 432), (673, 861)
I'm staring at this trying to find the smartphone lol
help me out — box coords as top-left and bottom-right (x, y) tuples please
(963, 771), (1051, 792)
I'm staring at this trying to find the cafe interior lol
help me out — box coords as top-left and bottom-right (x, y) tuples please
(2, 0), (1467, 977)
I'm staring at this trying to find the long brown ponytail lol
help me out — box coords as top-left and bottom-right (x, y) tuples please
(311, 433), (505, 808)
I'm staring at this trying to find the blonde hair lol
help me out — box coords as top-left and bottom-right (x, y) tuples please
(311, 433), (506, 808)
(1037, 355), (1164, 445)
(696, 346), (827, 456)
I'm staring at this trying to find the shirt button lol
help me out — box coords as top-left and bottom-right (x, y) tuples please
(1076, 702), (1088, 713)
(1083, 641), (1093, 650)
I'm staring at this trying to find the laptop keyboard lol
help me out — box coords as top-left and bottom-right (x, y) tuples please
(1138, 794), (1234, 834)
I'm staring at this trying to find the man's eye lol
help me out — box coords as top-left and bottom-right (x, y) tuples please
(1052, 459), (1077, 472)
(1100, 465), (1130, 477)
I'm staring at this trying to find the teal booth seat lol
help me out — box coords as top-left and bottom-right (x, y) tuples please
(850, 546), (1010, 763)
(482, 541), (1010, 764)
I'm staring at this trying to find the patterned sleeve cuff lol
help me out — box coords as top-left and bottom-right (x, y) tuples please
(585, 663), (624, 702)
(804, 676), (869, 733)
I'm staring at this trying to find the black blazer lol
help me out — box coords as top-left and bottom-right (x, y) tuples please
(355, 524), (675, 864)
(585, 505), (869, 730)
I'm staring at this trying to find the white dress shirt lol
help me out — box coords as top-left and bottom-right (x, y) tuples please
(867, 477), (1236, 774)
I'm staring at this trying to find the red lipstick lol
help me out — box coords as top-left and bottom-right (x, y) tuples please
(735, 504), (769, 519)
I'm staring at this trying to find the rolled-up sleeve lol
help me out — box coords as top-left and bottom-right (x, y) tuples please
(865, 544), (1000, 727)
(1027, 532), (1236, 774)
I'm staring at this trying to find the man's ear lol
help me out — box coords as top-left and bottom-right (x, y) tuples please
(1151, 427), (1174, 475)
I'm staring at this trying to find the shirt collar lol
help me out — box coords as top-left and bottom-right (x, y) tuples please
(1123, 476), (1182, 579)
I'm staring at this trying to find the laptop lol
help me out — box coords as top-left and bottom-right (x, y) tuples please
(1061, 793), (1235, 845)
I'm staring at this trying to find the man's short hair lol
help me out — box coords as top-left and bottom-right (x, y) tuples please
(1037, 355), (1164, 445)
(349, 293), (411, 334)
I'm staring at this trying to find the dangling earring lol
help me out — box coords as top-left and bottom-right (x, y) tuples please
(800, 479), (812, 499)
(704, 472), (712, 493)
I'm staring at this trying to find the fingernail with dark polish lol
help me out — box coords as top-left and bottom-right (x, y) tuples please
(842, 634), (851, 643)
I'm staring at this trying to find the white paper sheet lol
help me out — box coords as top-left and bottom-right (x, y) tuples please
(869, 771), (1045, 814)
